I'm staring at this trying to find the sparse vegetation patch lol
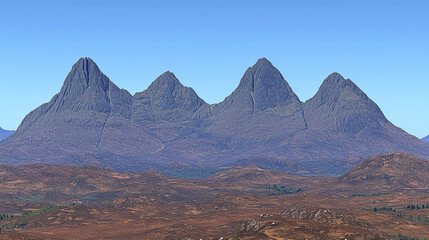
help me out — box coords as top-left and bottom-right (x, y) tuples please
(350, 192), (388, 197)
(261, 184), (303, 196)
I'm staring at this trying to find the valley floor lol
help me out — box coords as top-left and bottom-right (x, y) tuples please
(0, 154), (428, 239)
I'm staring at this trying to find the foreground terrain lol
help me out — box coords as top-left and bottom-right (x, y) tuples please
(0, 153), (428, 239)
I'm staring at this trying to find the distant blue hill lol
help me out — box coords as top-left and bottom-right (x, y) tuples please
(0, 127), (14, 141)
(422, 135), (429, 143)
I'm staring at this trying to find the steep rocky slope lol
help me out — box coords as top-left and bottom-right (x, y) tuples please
(0, 57), (428, 174)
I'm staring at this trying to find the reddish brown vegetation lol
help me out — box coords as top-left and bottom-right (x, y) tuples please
(0, 153), (428, 239)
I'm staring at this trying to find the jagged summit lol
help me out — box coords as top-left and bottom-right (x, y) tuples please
(64, 57), (104, 88)
(75, 57), (97, 69)
(17, 57), (133, 131)
(66, 57), (106, 84)
(317, 72), (367, 98)
(253, 57), (272, 67)
(324, 72), (345, 82)
(304, 72), (387, 133)
(213, 58), (301, 115)
(133, 71), (208, 122)
(308, 72), (366, 103)
(205, 58), (308, 157)
(1, 57), (429, 173)
(241, 57), (300, 111)
(145, 71), (181, 90)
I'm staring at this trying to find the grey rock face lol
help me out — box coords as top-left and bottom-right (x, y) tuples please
(0, 58), (162, 168)
(17, 58), (134, 132)
(304, 73), (386, 134)
(422, 135), (429, 143)
(213, 58), (302, 116)
(0, 57), (428, 174)
(132, 71), (208, 123)
(199, 58), (307, 160)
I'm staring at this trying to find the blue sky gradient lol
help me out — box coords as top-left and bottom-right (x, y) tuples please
(0, 0), (428, 137)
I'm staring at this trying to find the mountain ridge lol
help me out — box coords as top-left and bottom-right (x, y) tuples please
(1, 57), (428, 175)
(0, 127), (14, 142)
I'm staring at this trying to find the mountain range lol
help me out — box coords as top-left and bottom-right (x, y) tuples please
(0, 127), (14, 142)
(0, 57), (428, 174)
(422, 135), (429, 143)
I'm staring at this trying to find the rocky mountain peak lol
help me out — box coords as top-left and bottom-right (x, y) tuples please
(61, 57), (108, 94)
(2, 57), (429, 174)
(323, 72), (346, 83)
(75, 57), (98, 74)
(304, 72), (387, 133)
(16, 58), (133, 131)
(238, 58), (296, 97)
(52, 57), (133, 114)
(146, 71), (181, 90)
(316, 72), (365, 99)
(252, 57), (272, 68)
(215, 58), (301, 115)
(133, 71), (207, 122)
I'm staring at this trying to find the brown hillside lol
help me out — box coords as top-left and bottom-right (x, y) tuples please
(204, 166), (301, 183)
(337, 152), (429, 192)
(1, 161), (429, 239)
(0, 164), (203, 205)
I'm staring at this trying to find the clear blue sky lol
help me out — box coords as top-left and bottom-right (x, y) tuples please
(0, 0), (428, 137)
